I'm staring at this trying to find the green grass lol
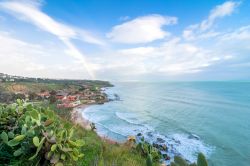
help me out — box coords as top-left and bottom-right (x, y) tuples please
(72, 125), (159, 166)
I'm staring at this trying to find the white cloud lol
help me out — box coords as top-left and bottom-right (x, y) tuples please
(0, 1), (76, 39)
(0, 31), (47, 75)
(0, 0), (106, 79)
(201, 1), (239, 31)
(214, 25), (250, 61)
(91, 37), (227, 78)
(97, 22), (250, 78)
(119, 47), (155, 56)
(220, 25), (250, 41)
(183, 1), (239, 40)
(0, 31), (99, 79)
(0, 0), (104, 45)
(151, 39), (218, 74)
(107, 14), (177, 44)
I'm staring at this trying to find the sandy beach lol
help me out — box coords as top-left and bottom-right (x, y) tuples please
(71, 104), (118, 144)
(71, 104), (92, 129)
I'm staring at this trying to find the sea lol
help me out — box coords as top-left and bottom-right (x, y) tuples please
(81, 82), (250, 166)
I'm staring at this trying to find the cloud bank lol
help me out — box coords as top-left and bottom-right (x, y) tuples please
(0, 0), (249, 81)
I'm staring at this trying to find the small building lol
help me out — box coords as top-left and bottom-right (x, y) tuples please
(37, 92), (50, 99)
(56, 91), (68, 100)
(87, 100), (96, 104)
(67, 95), (78, 101)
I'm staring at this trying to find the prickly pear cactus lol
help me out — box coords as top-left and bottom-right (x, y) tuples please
(174, 156), (188, 166)
(197, 153), (208, 166)
(170, 153), (208, 166)
(0, 100), (85, 165)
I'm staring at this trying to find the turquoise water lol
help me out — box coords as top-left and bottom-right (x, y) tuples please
(82, 82), (250, 166)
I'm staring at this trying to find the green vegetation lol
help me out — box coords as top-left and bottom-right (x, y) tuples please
(197, 153), (208, 166)
(0, 100), (209, 166)
(47, 103), (72, 121)
(136, 138), (161, 165)
(0, 100), (84, 165)
(170, 153), (208, 166)
(0, 101), (160, 166)
(0, 82), (65, 93)
(0, 78), (112, 104)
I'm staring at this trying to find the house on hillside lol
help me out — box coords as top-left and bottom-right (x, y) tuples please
(57, 99), (81, 108)
(56, 91), (68, 100)
(37, 91), (50, 99)
(67, 95), (78, 101)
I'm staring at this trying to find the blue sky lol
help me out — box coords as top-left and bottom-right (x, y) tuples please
(0, 0), (250, 81)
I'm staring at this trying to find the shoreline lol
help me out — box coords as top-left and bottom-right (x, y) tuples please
(71, 103), (174, 165)
(70, 103), (210, 165)
(71, 104), (91, 129)
(69, 88), (210, 165)
(71, 104), (118, 144)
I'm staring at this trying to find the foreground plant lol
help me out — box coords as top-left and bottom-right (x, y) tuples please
(0, 99), (85, 165)
(170, 153), (208, 166)
(135, 137), (161, 166)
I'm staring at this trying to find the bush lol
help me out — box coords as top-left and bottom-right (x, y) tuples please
(170, 153), (208, 166)
(136, 138), (161, 165)
(0, 100), (85, 165)
(28, 92), (37, 101)
(49, 95), (57, 104)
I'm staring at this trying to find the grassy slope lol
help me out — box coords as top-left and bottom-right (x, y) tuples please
(0, 82), (66, 93)
(75, 126), (144, 166)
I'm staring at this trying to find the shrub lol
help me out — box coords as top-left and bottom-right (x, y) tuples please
(49, 95), (57, 104)
(136, 138), (161, 165)
(0, 100), (85, 165)
(170, 153), (208, 166)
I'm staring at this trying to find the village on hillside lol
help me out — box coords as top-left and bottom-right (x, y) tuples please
(42, 86), (108, 108)
(0, 73), (112, 108)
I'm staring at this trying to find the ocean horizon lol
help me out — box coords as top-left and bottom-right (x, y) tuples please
(82, 81), (250, 166)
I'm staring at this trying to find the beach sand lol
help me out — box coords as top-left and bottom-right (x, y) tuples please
(71, 104), (118, 144)
(71, 104), (92, 130)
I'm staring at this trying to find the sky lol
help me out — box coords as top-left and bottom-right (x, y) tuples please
(0, 0), (250, 81)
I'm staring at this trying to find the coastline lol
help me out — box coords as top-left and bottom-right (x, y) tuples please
(71, 104), (91, 129)
(71, 104), (118, 144)
(70, 87), (213, 165)
(71, 103), (175, 165)
(69, 85), (213, 165)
